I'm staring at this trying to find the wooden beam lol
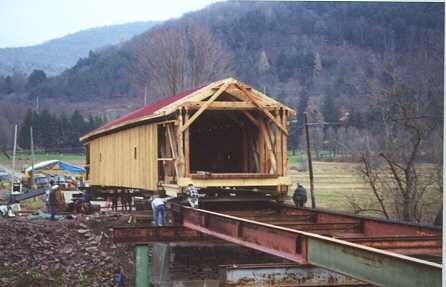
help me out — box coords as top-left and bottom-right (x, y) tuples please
(260, 120), (277, 174)
(184, 109), (190, 176)
(184, 101), (260, 110)
(282, 110), (288, 176)
(275, 109), (283, 176)
(177, 111), (185, 178)
(180, 82), (229, 132)
(235, 83), (288, 135)
(177, 176), (291, 188)
(166, 125), (179, 178)
(242, 111), (260, 127)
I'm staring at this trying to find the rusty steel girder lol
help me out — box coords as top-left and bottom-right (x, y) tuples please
(221, 263), (373, 287)
(113, 225), (208, 244)
(181, 206), (442, 287)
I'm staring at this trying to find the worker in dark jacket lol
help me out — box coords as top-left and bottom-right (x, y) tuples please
(293, 183), (307, 208)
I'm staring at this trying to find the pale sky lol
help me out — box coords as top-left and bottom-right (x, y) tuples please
(0, 0), (220, 48)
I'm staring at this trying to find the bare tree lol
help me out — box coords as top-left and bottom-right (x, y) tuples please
(186, 23), (234, 87)
(133, 22), (233, 100)
(357, 79), (441, 223)
(134, 25), (187, 99)
(304, 97), (324, 159)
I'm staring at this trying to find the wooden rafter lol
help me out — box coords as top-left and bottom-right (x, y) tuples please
(184, 101), (262, 110)
(180, 82), (230, 132)
(235, 83), (288, 135)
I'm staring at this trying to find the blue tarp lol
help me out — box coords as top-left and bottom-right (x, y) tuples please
(58, 161), (85, 174)
(25, 160), (86, 175)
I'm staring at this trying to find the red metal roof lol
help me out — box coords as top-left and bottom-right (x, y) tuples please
(96, 85), (204, 132)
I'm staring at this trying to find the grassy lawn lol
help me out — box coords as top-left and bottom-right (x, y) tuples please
(288, 156), (442, 223)
(288, 160), (372, 212)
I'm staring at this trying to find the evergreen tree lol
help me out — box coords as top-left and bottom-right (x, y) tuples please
(18, 109), (33, 149)
(27, 69), (47, 89)
(321, 94), (340, 126)
(313, 52), (323, 77)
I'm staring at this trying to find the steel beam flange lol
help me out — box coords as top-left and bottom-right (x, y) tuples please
(180, 206), (442, 287)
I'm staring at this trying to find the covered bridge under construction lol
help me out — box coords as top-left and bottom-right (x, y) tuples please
(80, 77), (295, 196)
(80, 78), (442, 287)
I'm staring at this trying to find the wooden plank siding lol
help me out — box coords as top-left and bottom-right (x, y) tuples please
(88, 124), (158, 190)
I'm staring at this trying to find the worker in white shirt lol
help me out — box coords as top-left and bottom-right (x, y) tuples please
(186, 184), (203, 208)
(150, 186), (174, 226)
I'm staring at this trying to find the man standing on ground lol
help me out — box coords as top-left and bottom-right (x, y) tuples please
(293, 183), (307, 208)
(48, 181), (59, 221)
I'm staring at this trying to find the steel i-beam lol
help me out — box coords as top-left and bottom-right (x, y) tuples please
(180, 206), (442, 287)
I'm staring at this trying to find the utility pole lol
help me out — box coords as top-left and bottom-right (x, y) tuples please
(30, 126), (35, 189)
(10, 124), (17, 194)
(304, 113), (316, 208)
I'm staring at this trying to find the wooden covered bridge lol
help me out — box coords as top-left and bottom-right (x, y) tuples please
(81, 77), (295, 197)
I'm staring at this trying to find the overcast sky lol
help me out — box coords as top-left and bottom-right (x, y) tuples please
(0, 0), (219, 48)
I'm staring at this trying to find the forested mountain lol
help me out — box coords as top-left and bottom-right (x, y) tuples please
(0, 2), (443, 156)
(0, 21), (159, 76)
(21, 2), (443, 107)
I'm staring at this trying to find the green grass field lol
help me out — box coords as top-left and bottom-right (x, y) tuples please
(288, 156), (442, 223)
(288, 160), (372, 211)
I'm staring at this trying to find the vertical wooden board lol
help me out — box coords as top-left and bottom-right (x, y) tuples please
(130, 128), (136, 187)
(146, 125), (152, 189)
(142, 125), (149, 189)
(85, 123), (158, 190)
(89, 141), (95, 183)
(124, 128), (131, 187)
(137, 126), (143, 188)
(150, 124), (158, 189)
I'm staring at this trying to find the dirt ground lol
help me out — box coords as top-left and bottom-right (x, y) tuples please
(0, 212), (136, 287)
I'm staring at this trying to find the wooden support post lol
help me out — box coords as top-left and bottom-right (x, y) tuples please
(304, 113), (316, 208)
(260, 120), (277, 174)
(166, 125), (179, 178)
(177, 109), (185, 178)
(282, 110), (288, 177)
(135, 245), (149, 287)
(275, 109), (283, 177)
(184, 109), (190, 176)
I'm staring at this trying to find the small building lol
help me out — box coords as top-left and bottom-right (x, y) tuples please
(80, 78), (295, 197)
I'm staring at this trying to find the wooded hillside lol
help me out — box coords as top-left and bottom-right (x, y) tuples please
(0, 2), (443, 155)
